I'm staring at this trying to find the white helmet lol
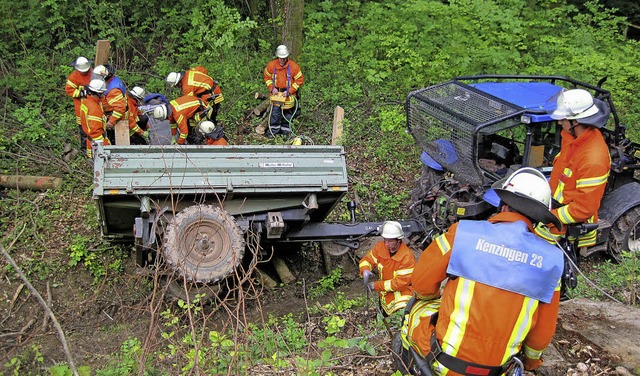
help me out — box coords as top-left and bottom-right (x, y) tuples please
(275, 45), (290, 58)
(198, 120), (216, 135)
(494, 167), (562, 229)
(93, 64), (109, 77)
(87, 78), (106, 94)
(381, 221), (404, 239)
(550, 89), (599, 120)
(153, 104), (168, 119)
(166, 72), (183, 86)
(129, 86), (146, 101)
(73, 56), (92, 72)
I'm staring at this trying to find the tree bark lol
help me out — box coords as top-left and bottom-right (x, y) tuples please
(283, 0), (304, 58)
(0, 175), (62, 190)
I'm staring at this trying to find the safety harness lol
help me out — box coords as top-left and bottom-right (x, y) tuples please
(423, 313), (517, 376)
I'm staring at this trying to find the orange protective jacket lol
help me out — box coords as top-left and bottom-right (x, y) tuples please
(181, 66), (224, 106)
(536, 127), (610, 247)
(205, 137), (228, 146)
(359, 241), (415, 315)
(103, 78), (128, 126)
(65, 69), (93, 125)
(263, 59), (304, 110)
(409, 212), (560, 374)
(126, 96), (145, 136)
(80, 95), (110, 157)
(168, 95), (205, 145)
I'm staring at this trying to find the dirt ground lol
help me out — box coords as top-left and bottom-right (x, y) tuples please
(1, 233), (639, 375)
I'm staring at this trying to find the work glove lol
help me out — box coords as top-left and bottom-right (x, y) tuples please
(284, 90), (289, 97)
(142, 130), (149, 142)
(271, 88), (279, 95)
(106, 122), (115, 130)
(523, 356), (543, 371)
(367, 282), (375, 292)
(170, 137), (177, 145)
(78, 88), (87, 98)
(363, 270), (372, 285)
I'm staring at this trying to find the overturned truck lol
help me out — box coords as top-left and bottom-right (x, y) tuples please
(92, 143), (422, 293)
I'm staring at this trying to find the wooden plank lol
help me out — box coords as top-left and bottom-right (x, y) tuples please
(331, 106), (344, 146)
(114, 120), (130, 146)
(95, 40), (111, 66)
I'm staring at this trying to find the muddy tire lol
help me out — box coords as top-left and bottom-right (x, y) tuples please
(608, 206), (640, 262)
(163, 276), (222, 303)
(163, 205), (245, 283)
(408, 166), (443, 217)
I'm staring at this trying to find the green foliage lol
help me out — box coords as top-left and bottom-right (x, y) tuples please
(2, 344), (44, 376)
(575, 252), (639, 304)
(69, 235), (126, 281)
(309, 266), (342, 298)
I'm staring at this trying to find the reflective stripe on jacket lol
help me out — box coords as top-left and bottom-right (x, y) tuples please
(169, 95), (204, 144)
(263, 59), (304, 110)
(409, 212), (561, 375)
(359, 240), (415, 315)
(536, 127), (610, 247)
(182, 67), (224, 105)
(65, 69), (93, 124)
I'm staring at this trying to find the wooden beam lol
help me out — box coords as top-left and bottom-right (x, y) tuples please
(114, 120), (130, 146)
(331, 106), (344, 146)
(95, 40), (111, 66)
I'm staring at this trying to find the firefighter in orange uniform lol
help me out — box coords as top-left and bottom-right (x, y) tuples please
(166, 66), (224, 124)
(65, 56), (93, 153)
(401, 168), (564, 375)
(535, 89), (611, 248)
(80, 78), (110, 158)
(126, 86), (149, 144)
(93, 64), (129, 144)
(359, 221), (415, 316)
(198, 121), (229, 146)
(263, 45), (304, 137)
(153, 95), (209, 145)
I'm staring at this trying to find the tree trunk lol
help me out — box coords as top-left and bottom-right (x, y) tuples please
(0, 175), (62, 190)
(283, 0), (304, 58)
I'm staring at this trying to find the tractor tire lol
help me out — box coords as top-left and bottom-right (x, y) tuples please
(163, 276), (222, 303)
(163, 205), (245, 283)
(608, 206), (640, 262)
(408, 166), (443, 217)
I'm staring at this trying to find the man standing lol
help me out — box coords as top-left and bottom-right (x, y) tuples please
(359, 221), (415, 316)
(65, 56), (93, 154)
(402, 168), (564, 375)
(535, 89), (611, 248)
(93, 64), (129, 144)
(80, 78), (110, 158)
(263, 45), (304, 137)
(127, 86), (149, 145)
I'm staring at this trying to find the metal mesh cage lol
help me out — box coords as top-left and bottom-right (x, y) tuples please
(407, 81), (523, 186)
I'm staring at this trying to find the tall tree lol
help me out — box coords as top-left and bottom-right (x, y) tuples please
(283, 0), (304, 58)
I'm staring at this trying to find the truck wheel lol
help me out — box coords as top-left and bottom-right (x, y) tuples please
(164, 205), (245, 283)
(163, 276), (222, 303)
(609, 206), (640, 262)
(408, 166), (442, 217)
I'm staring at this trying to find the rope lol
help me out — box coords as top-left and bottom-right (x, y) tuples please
(553, 238), (623, 304)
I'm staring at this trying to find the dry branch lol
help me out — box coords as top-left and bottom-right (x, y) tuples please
(1, 243), (79, 376)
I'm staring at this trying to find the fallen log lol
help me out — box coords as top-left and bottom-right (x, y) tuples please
(0, 175), (62, 190)
(252, 99), (271, 117)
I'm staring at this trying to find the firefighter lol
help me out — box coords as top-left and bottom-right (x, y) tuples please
(198, 120), (229, 146)
(401, 167), (564, 375)
(93, 64), (129, 144)
(127, 86), (149, 145)
(263, 45), (304, 137)
(535, 89), (611, 249)
(80, 78), (110, 158)
(166, 66), (224, 125)
(359, 221), (415, 316)
(152, 95), (210, 145)
(65, 56), (93, 154)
